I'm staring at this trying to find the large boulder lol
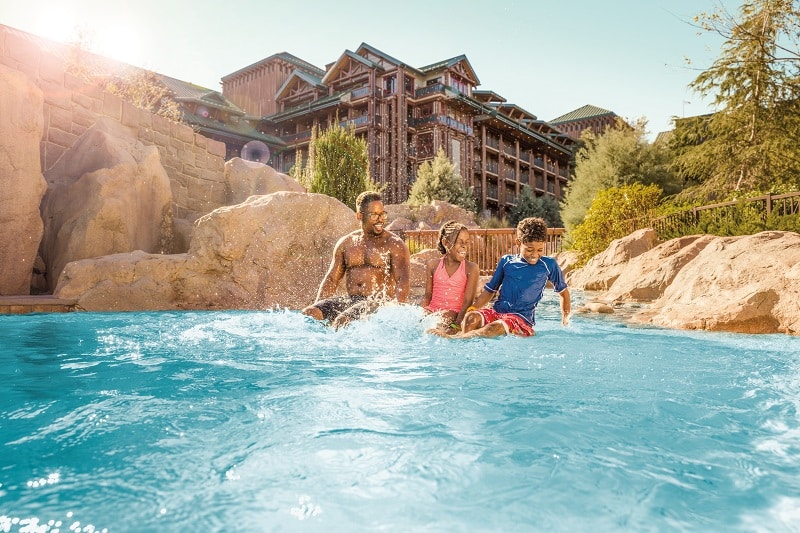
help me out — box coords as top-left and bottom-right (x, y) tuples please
(632, 231), (800, 334)
(603, 234), (715, 303)
(54, 192), (359, 311)
(223, 158), (305, 205)
(39, 118), (174, 292)
(567, 228), (658, 291)
(0, 65), (47, 295)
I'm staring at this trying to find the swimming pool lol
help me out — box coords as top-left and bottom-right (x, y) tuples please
(2, 297), (800, 532)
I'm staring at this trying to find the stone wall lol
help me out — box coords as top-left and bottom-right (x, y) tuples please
(0, 24), (226, 221)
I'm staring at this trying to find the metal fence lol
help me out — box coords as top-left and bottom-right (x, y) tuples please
(398, 228), (565, 275)
(631, 191), (800, 239)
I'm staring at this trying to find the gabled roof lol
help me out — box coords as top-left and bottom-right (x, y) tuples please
(494, 102), (538, 122)
(472, 90), (506, 104)
(354, 42), (425, 76)
(157, 74), (245, 115)
(550, 104), (616, 124)
(275, 69), (326, 100)
(419, 54), (479, 85)
(321, 49), (384, 85)
(222, 52), (324, 81)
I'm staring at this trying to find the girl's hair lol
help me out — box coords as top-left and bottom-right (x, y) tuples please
(437, 221), (468, 254)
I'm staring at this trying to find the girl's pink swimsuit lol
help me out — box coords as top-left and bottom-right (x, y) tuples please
(425, 257), (467, 313)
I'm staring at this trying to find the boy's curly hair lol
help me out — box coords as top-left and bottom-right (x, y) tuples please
(437, 220), (468, 254)
(517, 217), (548, 243)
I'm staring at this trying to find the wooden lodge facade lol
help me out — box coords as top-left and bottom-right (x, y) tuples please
(222, 44), (575, 216)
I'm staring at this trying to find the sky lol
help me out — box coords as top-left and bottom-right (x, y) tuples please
(1, 0), (739, 140)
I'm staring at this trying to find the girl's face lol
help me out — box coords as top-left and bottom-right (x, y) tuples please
(445, 229), (469, 262)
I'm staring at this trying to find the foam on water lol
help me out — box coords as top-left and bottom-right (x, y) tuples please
(2, 306), (800, 531)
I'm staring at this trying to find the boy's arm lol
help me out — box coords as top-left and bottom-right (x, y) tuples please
(471, 288), (495, 310)
(559, 288), (571, 326)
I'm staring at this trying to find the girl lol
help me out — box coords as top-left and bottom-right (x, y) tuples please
(420, 221), (480, 334)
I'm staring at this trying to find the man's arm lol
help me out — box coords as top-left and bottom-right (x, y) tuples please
(390, 238), (411, 303)
(315, 238), (347, 301)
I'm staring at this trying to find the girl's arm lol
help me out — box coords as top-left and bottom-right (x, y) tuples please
(419, 259), (437, 308)
(454, 261), (480, 326)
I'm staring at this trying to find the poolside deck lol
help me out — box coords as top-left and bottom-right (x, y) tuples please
(0, 295), (77, 314)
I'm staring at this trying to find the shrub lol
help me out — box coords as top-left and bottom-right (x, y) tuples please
(569, 183), (664, 265)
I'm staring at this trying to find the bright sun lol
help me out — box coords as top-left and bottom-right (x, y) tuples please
(94, 25), (142, 65)
(33, 11), (142, 66)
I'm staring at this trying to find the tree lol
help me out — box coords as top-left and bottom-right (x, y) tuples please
(569, 183), (664, 265)
(407, 148), (477, 212)
(304, 121), (377, 210)
(675, 0), (800, 195)
(509, 186), (563, 228)
(560, 119), (679, 233)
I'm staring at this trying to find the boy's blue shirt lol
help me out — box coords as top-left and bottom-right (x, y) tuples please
(484, 254), (568, 325)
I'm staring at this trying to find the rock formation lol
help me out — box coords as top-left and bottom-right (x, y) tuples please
(54, 192), (358, 311)
(570, 230), (800, 335)
(39, 118), (173, 292)
(0, 65), (47, 295)
(223, 157), (305, 205)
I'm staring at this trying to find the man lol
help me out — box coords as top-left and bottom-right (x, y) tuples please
(440, 217), (570, 338)
(302, 191), (411, 328)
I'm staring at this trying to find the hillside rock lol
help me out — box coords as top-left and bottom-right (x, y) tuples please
(631, 231), (800, 335)
(54, 192), (358, 311)
(0, 65), (47, 295)
(39, 118), (173, 292)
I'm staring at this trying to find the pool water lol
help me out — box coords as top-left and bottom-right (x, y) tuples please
(2, 297), (800, 532)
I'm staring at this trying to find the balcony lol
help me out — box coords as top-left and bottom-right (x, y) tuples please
(520, 171), (530, 185)
(533, 157), (544, 168)
(519, 152), (531, 164)
(485, 136), (500, 150)
(503, 168), (516, 181)
(283, 130), (312, 144)
(408, 114), (473, 136)
(485, 160), (499, 175)
(338, 115), (370, 129)
(414, 82), (461, 99)
(350, 86), (372, 100)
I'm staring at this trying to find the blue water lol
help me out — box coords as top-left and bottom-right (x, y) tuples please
(2, 297), (800, 532)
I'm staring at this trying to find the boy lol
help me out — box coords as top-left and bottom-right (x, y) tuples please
(445, 217), (570, 338)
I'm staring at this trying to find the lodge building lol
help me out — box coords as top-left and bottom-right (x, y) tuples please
(221, 44), (575, 216)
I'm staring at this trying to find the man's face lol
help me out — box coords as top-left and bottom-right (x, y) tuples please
(359, 200), (388, 236)
(518, 239), (545, 264)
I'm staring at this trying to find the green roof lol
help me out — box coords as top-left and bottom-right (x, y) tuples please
(550, 104), (616, 124)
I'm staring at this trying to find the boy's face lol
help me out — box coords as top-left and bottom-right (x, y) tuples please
(517, 239), (545, 264)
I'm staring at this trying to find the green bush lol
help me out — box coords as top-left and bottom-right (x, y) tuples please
(408, 148), (477, 212)
(569, 183), (664, 266)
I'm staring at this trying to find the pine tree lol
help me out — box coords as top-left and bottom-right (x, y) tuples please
(407, 148), (477, 212)
(509, 186), (563, 228)
(307, 121), (377, 210)
(675, 0), (800, 195)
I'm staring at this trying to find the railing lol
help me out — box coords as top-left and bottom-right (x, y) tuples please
(485, 137), (500, 150)
(408, 114), (473, 135)
(632, 191), (800, 239)
(350, 86), (372, 99)
(338, 115), (370, 128)
(399, 228), (565, 275)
